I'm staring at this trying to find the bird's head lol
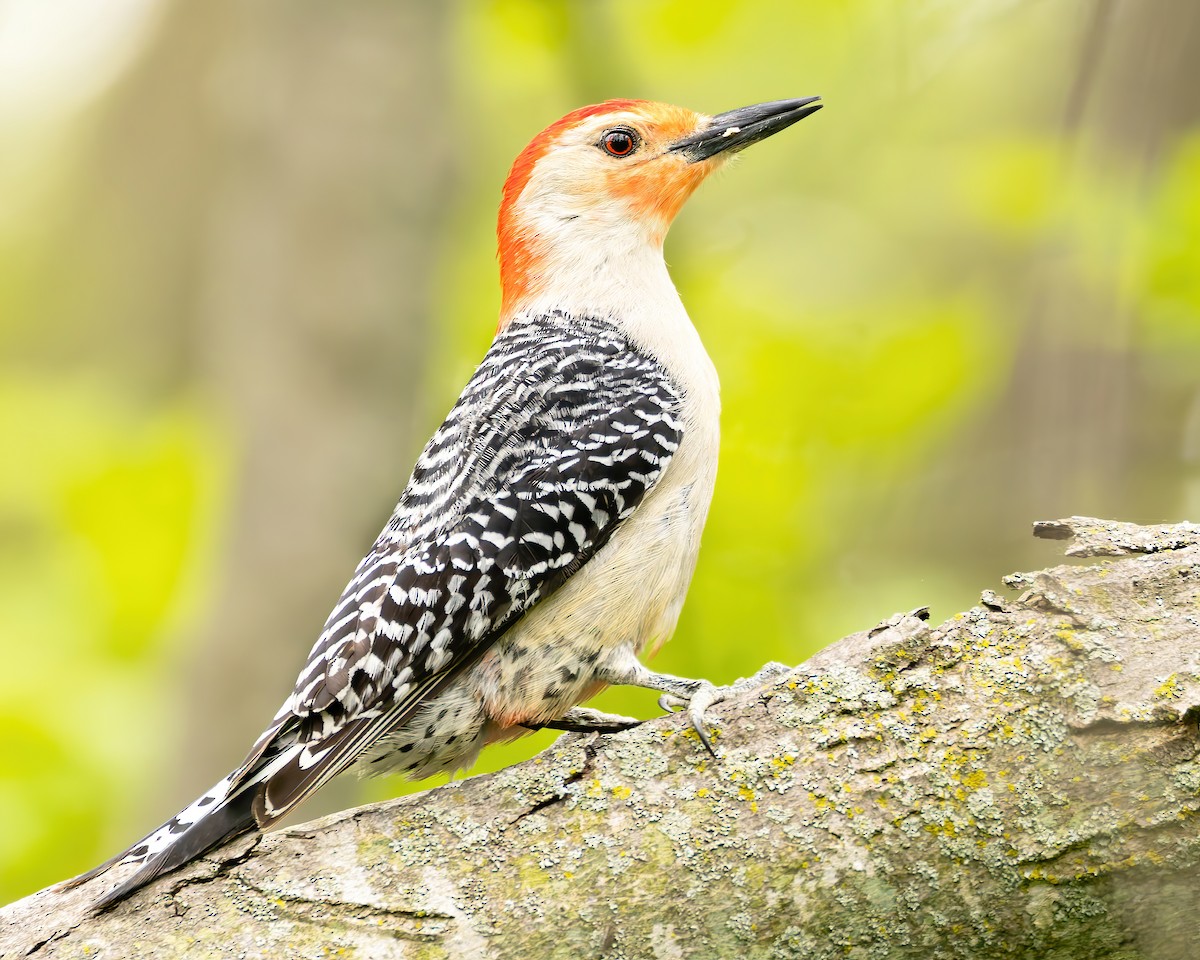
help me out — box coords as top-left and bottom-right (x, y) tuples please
(497, 97), (822, 323)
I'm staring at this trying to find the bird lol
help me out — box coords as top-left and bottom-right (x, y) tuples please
(65, 95), (822, 911)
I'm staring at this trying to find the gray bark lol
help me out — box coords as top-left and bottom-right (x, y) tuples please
(4, 517), (1200, 959)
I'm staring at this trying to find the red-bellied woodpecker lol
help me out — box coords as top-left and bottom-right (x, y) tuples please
(68, 95), (822, 911)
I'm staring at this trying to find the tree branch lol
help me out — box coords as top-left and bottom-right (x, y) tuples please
(5, 517), (1200, 959)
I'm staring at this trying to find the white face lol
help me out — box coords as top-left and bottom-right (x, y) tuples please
(520, 116), (646, 240)
(513, 106), (715, 247)
(496, 100), (718, 322)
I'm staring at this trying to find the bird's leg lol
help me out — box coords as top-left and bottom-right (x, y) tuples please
(525, 706), (642, 734)
(599, 653), (724, 757)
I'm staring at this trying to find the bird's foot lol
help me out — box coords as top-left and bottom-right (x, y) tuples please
(526, 706), (642, 734)
(598, 655), (727, 758)
(657, 679), (725, 757)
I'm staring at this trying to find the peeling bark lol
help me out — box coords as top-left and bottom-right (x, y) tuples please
(4, 517), (1200, 960)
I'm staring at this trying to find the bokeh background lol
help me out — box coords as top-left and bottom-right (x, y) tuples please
(3, 0), (1199, 904)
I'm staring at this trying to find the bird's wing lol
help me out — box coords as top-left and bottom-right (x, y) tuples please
(227, 312), (684, 821)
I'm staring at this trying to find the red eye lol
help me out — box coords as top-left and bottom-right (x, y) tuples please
(601, 128), (638, 157)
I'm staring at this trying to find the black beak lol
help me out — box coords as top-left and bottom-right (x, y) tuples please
(670, 97), (822, 163)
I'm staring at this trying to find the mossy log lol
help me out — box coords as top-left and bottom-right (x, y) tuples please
(5, 517), (1200, 959)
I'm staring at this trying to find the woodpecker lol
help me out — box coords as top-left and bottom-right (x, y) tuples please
(67, 95), (822, 911)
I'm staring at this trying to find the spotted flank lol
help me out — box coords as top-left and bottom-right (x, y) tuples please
(77, 311), (683, 909)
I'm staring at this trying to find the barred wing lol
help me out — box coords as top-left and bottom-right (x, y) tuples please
(230, 313), (685, 820)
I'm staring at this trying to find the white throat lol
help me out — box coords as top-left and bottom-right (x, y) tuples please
(515, 230), (720, 424)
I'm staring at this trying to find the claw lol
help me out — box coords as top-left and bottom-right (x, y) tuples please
(686, 681), (724, 758)
(658, 694), (685, 714)
(526, 706), (643, 734)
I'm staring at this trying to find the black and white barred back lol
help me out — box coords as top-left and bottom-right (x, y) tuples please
(76, 311), (685, 910)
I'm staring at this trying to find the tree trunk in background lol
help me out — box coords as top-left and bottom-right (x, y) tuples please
(1001, 0), (1200, 527)
(917, 1), (1200, 562)
(58, 0), (455, 820)
(7, 518), (1200, 959)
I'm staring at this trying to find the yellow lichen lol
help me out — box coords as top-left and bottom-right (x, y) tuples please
(962, 770), (988, 790)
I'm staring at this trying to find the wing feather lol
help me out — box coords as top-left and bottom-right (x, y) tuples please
(228, 312), (684, 820)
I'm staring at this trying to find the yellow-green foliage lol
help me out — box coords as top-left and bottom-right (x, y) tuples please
(0, 380), (227, 899)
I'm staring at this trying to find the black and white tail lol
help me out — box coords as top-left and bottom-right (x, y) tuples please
(63, 773), (257, 912)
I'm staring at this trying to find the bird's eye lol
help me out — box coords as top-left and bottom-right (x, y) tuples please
(601, 128), (639, 158)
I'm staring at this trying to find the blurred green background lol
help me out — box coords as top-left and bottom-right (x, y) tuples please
(3, 0), (1199, 904)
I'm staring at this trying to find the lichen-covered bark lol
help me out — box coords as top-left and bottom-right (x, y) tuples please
(5, 517), (1200, 960)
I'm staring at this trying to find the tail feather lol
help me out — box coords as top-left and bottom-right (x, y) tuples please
(62, 774), (260, 912)
(92, 790), (257, 911)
